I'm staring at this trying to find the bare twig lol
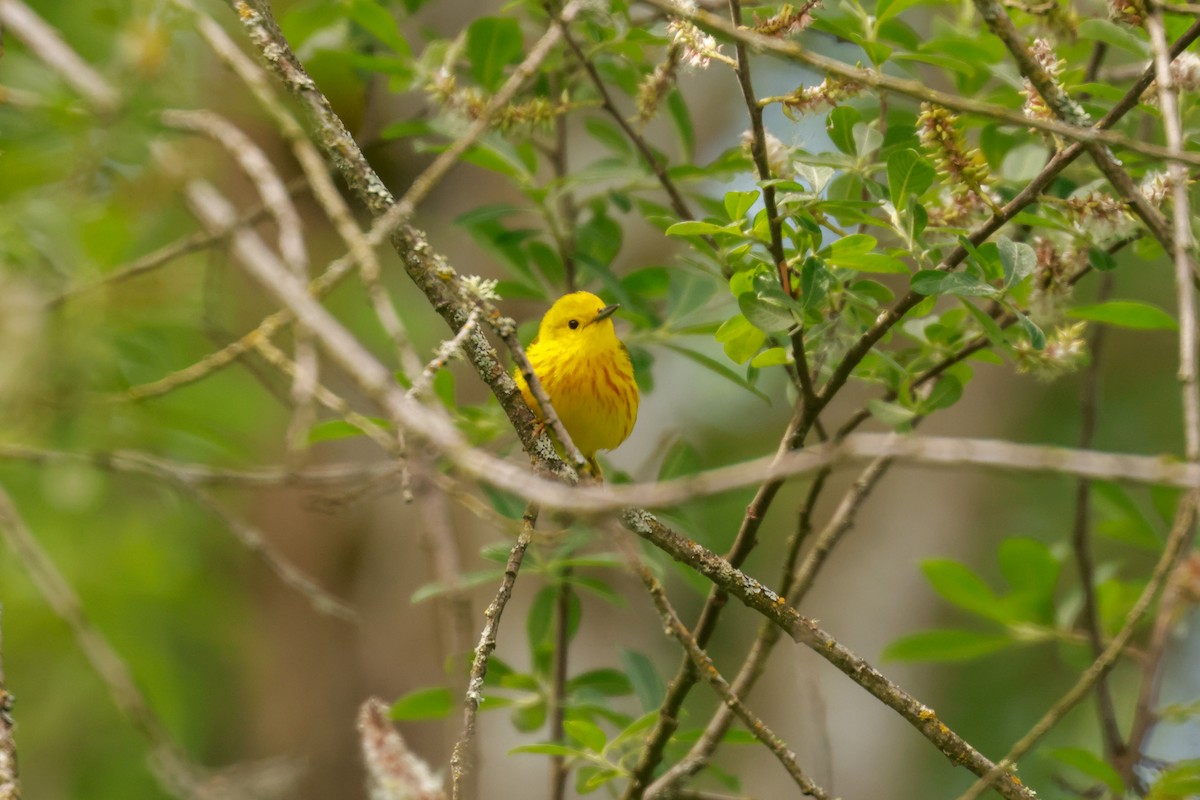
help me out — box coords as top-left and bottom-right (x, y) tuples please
(645, 457), (890, 797)
(0, 485), (205, 797)
(1117, 8), (1200, 780)
(177, 0), (423, 379)
(1069, 274), (1124, 763)
(556, 15), (697, 224)
(620, 509), (1037, 800)
(159, 107), (320, 460)
(955, 491), (1200, 800)
(226, 0), (578, 485)
(46, 190), (299, 309)
(0, 607), (18, 800)
(641, 0), (1200, 167)
(1146, 7), (1200, 462)
(635, 561), (829, 799)
(625, 409), (812, 798)
(0, 0), (119, 112)
(449, 505), (539, 800)
(125, 246), (359, 401)
(0, 443), (394, 488)
(971, 0), (1183, 271)
(181, 482), (358, 624)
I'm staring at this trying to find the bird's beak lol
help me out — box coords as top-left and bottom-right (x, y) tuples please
(589, 304), (620, 326)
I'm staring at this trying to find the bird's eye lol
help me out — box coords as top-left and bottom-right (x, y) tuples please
(568, 319), (579, 330)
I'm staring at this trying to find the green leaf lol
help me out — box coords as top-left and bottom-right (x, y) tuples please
(827, 106), (862, 155)
(511, 743), (589, 757)
(1088, 247), (1118, 272)
(923, 374), (963, 411)
(1046, 747), (1125, 796)
(665, 220), (734, 237)
(867, 399), (917, 427)
(1078, 18), (1150, 56)
(578, 765), (623, 793)
(1096, 578), (1143, 637)
(620, 649), (665, 711)
(1015, 310), (1046, 350)
(1092, 481), (1162, 550)
(751, 347), (790, 368)
(911, 271), (999, 298)
(308, 417), (390, 443)
(827, 233), (876, 256)
(1148, 759), (1200, 800)
(467, 16), (523, 91)
(960, 300), (1010, 351)
(527, 585), (557, 652)
(724, 190), (760, 222)
(390, 686), (454, 721)
(922, 559), (1007, 622)
(738, 292), (796, 333)
(996, 236), (1036, 289)
(883, 629), (1011, 662)
(1068, 301), (1178, 330)
(577, 212), (623, 269)
(621, 267), (670, 297)
(877, 0), (938, 24)
(713, 315), (767, 364)
(348, 0), (411, 56)
(997, 538), (1058, 624)
(667, 90), (695, 159)
(564, 719), (607, 753)
(566, 669), (633, 698)
(887, 149), (934, 208)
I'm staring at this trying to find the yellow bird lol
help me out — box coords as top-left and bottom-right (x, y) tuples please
(514, 291), (639, 477)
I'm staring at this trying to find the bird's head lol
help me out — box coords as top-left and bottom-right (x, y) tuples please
(537, 291), (622, 350)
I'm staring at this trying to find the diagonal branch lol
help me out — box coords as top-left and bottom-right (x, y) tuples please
(635, 560), (829, 799)
(450, 504), (539, 800)
(0, 485), (205, 797)
(955, 491), (1200, 800)
(640, 0), (1200, 167)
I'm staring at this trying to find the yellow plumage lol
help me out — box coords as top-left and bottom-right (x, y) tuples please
(514, 291), (639, 476)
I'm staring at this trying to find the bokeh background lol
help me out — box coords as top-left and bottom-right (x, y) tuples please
(1, 0), (1194, 798)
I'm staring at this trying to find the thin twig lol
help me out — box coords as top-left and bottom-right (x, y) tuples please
(159, 108), (319, 460)
(1068, 274), (1124, 763)
(955, 491), (1200, 800)
(179, 0), (424, 378)
(0, 443), (395, 488)
(180, 482), (358, 624)
(971, 0), (1181, 268)
(624, 408), (811, 798)
(0, 0), (119, 112)
(635, 561), (829, 799)
(727, 0), (789, 294)
(646, 457), (890, 796)
(556, 14), (697, 224)
(0, 485), (205, 798)
(1118, 7), (1200, 780)
(0, 606), (18, 800)
(620, 509), (1037, 800)
(1147, 6), (1200, 463)
(641, 0), (1200, 167)
(449, 504), (539, 800)
(46, 191), (299, 308)
(407, 308), (482, 399)
(226, 0), (579, 485)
